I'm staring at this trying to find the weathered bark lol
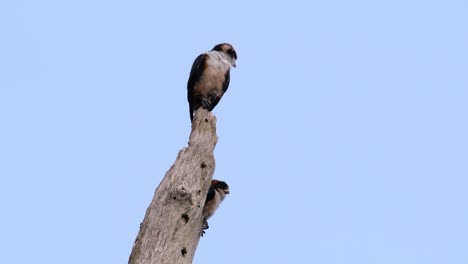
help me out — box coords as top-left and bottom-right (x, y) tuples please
(129, 108), (218, 264)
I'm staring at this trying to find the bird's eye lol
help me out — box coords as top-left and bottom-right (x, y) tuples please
(227, 49), (233, 54)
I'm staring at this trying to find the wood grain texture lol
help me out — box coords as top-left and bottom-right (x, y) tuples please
(129, 108), (218, 264)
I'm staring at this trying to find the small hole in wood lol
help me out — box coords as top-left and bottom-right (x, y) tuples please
(181, 213), (190, 223)
(200, 162), (206, 168)
(181, 247), (188, 257)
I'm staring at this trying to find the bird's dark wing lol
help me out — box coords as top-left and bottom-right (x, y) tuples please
(223, 70), (230, 93)
(187, 54), (207, 92)
(187, 54), (207, 121)
(205, 186), (216, 202)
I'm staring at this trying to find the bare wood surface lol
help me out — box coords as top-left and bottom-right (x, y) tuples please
(129, 108), (218, 264)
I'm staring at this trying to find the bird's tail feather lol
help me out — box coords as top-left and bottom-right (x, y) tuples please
(189, 105), (194, 122)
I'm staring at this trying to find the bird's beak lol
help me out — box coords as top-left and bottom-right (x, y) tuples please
(225, 190), (230, 194)
(233, 63), (236, 68)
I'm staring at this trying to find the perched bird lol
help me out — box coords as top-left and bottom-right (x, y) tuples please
(202, 179), (230, 233)
(187, 43), (237, 122)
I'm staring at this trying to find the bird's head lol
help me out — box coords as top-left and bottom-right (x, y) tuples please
(211, 179), (230, 200)
(212, 43), (237, 67)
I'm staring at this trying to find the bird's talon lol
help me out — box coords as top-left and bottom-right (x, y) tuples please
(201, 97), (212, 109)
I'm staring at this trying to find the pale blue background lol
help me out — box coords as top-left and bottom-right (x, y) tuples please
(1, 1), (467, 263)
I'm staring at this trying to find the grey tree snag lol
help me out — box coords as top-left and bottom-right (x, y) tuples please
(129, 108), (218, 264)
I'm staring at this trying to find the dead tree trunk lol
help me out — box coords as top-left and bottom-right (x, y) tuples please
(129, 108), (218, 264)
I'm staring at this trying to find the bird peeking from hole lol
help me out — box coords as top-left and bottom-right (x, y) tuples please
(187, 43), (237, 122)
(201, 179), (229, 236)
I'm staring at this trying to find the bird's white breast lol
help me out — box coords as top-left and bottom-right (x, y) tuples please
(196, 51), (231, 92)
(206, 51), (232, 72)
(203, 191), (222, 219)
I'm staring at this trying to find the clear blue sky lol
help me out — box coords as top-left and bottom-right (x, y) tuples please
(1, 1), (467, 263)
